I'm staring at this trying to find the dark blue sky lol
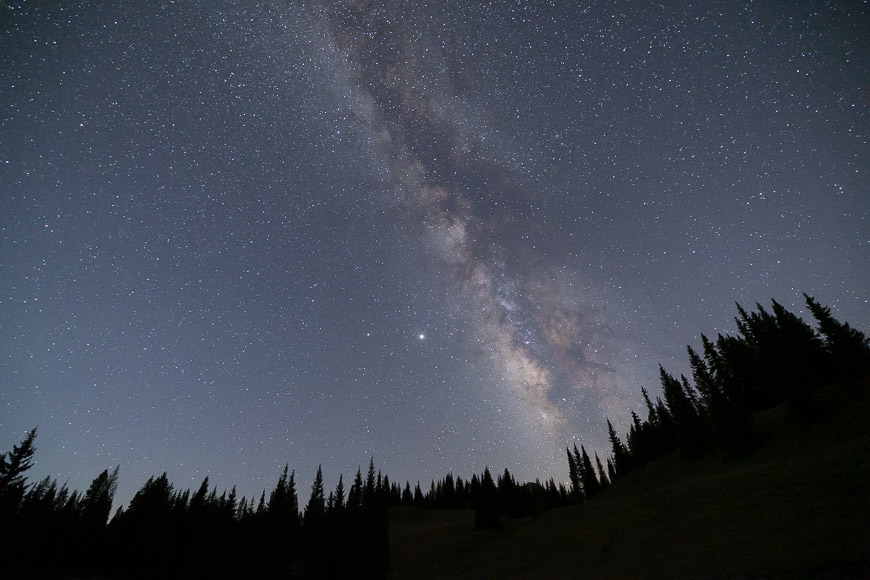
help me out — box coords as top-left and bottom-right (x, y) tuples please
(2, 1), (868, 507)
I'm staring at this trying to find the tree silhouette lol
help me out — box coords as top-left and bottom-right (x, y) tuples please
(0, 427), (37, 517)
(607, 419), (630, 478)
(81, 466), (119, 532)
(579, 445), (601, 500)
(474, 467), (501, 529)
(660, 365), (709, 459)
(805, 293), (870, 378)
(304, 465), (326, 529)
(567, 444), (582, 501)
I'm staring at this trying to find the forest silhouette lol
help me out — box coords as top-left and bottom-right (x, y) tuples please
(2, 293), (868, 578)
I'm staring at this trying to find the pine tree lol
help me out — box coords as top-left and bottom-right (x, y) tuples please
(364, 457), (377, 509)
(595, 453), (609, 488)
(0, 427), (37, 514)
(412, 481), (424, 507)
(579, 446), (601, 499)
(347, 468), (363, 515)
(688, 344), (719, 408)
(607, 418), (630, 477)
(304, 465), (326, 529)
(442, 473), (456, 509)
(81, 466), (119, 533)
(805, 293), (870, 377)
(474, 467), (500, 529)
(661, 365), (711, 458)
(268, 465), (298, 518)
(567, 445), (582, 501)
(332, 474), (345, 514)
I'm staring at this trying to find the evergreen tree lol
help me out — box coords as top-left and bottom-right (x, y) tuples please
(267, 464), (298, 520)
(595, 453), (609, 488)
(567, 445), (583, 501)
(688, 344), (720, 408)
(607, 418), (630, 477)
(412, 481), (424, 507)
(660, 365), (709, 458)
(364, 457), (377, 508)
(442, 472), (456, 509)
(259, 465), (299, 575)
(497, 468), (518, 517)
(80, 466), (119, 534)
(454, 477), (468, 509)
(805, 293), (870, 377)
(332, 473), (345, 514)
(579, 446), (601, 499)
(474, 467), (500, 529)
(304, 465), (326, 529)
(690, 342), (759, 456)
(347, 467), (363, 514)
(0, 427), (37, 515)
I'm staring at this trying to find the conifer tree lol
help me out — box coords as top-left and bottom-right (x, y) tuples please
(579, 446), (601, 499)
(595, 453), (609, 488)
(268, 465), (298, 518)
(303, 465), (326, 530)
(81, 466), (119, 533)
(414, 481), (426, 507)
(660, 365), (709, 458)
(805, 293), (870, 377)
(364, 457), (377, 508)
(442, 472), (456, 509)
(332, 474), (345, 514)
(566, 445), (582, 501)
(347, 467), (363, 515)
(474, 467), (500, 529)
(607, 418), (630, 477)
(0, 427), (37, 514)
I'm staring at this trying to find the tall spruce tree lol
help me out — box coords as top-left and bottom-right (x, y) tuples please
(805, 293), (870, 377)
(304, 465), (326, 529)
(81, 466), (119, 533)
(474, 467), (500, 529)
(660, 365), (709, 458)
(607, 418), (630, 477)
(595, 453), (610, 488)
(0, 427), (37, 515)
(579, 446), (601, 499)
(567, 444), (583, 501)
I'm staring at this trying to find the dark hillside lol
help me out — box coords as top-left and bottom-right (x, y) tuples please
(388, 375), (870, 578)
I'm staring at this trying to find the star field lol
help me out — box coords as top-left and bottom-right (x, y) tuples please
(1, 1), (868, 507)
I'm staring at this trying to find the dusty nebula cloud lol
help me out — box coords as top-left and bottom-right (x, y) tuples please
(310, 1), (632, 453)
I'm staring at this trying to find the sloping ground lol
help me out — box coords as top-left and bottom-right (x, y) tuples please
(388, 376), (870, 578)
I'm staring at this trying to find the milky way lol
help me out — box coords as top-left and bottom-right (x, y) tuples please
(1, 1), (867, 506)
(310, 1), (634, 461)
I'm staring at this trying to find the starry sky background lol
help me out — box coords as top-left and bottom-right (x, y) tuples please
(2, 1), (868, 507)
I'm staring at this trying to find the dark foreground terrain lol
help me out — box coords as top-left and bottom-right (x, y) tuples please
(388, 376), (870, 578)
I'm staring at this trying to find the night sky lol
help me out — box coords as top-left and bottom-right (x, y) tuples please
(2, 1), (868, 508)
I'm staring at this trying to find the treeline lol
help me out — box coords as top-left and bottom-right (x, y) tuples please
(2, 294), (867, 577)
(0, 435), (562, 578)
(576, 294), (870, 497)
(395, 466), (573, 529)
(0, 448), (391, 578)
(0, 426), (571, 579)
